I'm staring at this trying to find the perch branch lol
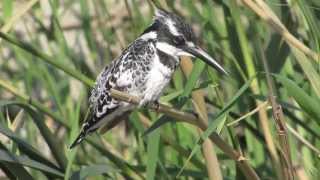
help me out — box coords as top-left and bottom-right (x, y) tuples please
(110, 89), (260, 180)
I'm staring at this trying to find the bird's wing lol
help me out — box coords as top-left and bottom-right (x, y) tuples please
(69, 39), (155, 149)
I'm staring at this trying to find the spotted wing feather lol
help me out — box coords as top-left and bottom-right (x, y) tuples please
(69, 39), (155, 148)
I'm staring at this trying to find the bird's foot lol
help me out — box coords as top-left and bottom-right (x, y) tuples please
(138, 99), (160, 112)
(151, 101), (160, 112)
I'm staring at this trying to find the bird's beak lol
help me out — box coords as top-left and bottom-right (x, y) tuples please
(180, 45), (228, 75)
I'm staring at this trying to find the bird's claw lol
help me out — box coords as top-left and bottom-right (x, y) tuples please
(152, 101), (160, 112)
(138, 99), (160, 112)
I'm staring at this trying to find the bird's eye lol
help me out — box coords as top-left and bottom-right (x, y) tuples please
(173, 36), (185, 46)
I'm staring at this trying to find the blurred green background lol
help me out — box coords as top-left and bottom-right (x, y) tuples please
(0, 0), (320, 179)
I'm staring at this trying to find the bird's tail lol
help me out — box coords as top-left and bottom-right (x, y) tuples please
(69, 131), (86, 149)
(69, 109), (94, 149)
(68, 104), (134, 149)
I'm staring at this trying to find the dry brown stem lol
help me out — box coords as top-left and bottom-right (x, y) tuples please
(180, 57), (222, 180)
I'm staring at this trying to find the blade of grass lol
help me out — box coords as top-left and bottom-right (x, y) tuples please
(137, 112), (205, 169)
(180, 57), (222, 180)
(0, 0), (39, 33)
(241, 0), (320, 61)
(229, 0), (270, 170)
(2, 0), (13, 21)
(0, 32), (94, 87)
(0, 143), (33, 179)
(143, 116), (170, 137)
(227, 101), (269, 127)
(79, 0), (96, 51)
(9, 109), (25, 133)
(38, 65), (65, 117)
(273, 74), (320, 124)
(17, 103), (68, 170)
(179, 75), (259, 180)
(292, 47), (320, 97)
(0, 149), (64, 177)
(70, 164), (117, 180)
(256, 36), (293, 180)
(3, 102), (68, 168)
(146, 112), (161, 180)
(0, 121), (61, 172)
(86, 138), (143, 179)
(286, 124), (320, 156)
(180, 60), (206, 98)
(65, 94), (83, 180)
(0, 78), (68, 127)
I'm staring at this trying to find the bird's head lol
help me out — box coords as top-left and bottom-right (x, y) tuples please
(140, 8), (227, 74)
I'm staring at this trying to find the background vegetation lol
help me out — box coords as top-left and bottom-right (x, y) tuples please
(0, 0), (319, 179)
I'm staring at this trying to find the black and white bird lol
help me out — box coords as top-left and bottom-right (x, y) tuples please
(69, 8), (227, 149)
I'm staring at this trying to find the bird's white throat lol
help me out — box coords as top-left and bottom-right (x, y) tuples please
(140, 31), (157, 40)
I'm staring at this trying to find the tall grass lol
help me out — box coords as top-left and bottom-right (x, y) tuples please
(0, 0), (320, 179)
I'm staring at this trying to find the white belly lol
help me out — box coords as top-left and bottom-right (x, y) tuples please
(140, 55), (174, 105)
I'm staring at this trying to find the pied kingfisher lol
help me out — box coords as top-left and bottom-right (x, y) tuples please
(69, 8), (227, 148)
